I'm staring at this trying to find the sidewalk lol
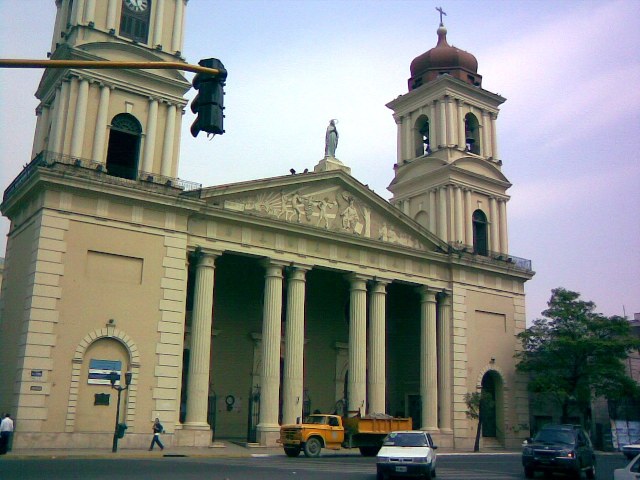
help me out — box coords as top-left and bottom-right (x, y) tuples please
(2, 441), (364, 460)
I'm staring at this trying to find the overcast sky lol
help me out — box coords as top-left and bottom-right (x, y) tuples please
(1, 0), (638, 322)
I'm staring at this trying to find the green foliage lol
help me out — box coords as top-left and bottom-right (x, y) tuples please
(515, 288), (640, 420)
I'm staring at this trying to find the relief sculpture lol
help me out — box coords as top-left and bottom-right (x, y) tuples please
(225, 188), (423, 250)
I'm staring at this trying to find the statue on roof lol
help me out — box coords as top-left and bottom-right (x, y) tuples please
(325, 119), (339, 158)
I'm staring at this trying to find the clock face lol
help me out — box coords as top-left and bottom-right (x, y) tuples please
(124, 0), (148, 13)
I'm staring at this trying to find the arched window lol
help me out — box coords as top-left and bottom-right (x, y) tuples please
(106, 113), (142, 180)
(414, 115), (430, 157)
(415, 210), (429, 229)
(465, 113), (481, 155)
(472, 209), (488, 256)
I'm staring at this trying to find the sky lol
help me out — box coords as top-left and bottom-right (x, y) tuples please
(1, 0), (639, 323)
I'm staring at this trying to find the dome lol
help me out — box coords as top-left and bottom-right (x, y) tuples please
(408, 24), (482, 91)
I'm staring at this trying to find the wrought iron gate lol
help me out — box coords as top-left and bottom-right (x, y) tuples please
(247, 386), (260, 443)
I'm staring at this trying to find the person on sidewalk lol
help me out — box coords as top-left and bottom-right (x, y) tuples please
(0, 413), (14, 455)
(149, 418), (164, 451)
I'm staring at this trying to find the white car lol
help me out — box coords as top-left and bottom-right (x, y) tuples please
(622, 438), (640, 460)
(376, 430), (437, 480)
(614, 452), (640, 480)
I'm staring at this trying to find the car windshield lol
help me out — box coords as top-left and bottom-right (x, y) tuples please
(383, 433), (428, 447)
(304, 416), (327, 425)
(534, 429), (575, 445)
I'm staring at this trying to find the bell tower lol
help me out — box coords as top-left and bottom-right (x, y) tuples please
(387, 16), (511, 256)
(31, 0), (190, 180)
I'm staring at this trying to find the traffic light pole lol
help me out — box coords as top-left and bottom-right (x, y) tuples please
(0, 58), (221, 76)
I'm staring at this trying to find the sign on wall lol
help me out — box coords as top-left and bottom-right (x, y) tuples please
(88, 359), (122, 385)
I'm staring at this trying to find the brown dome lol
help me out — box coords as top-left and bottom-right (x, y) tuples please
(408, 25), (482, 91)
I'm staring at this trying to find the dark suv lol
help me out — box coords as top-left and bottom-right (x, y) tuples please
(522, 424), (596, 479)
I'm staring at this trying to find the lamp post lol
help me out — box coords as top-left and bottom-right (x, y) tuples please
(109, 370), (132, 453)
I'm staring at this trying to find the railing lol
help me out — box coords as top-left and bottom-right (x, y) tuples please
(3, 151), (201, 203)
(444, 242), (533, 272)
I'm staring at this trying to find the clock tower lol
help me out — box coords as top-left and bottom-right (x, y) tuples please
(32, 0), (190, 180)
(387, 18), (511, 257)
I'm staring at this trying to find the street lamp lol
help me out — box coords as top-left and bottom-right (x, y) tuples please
(108, 370), (132, 453)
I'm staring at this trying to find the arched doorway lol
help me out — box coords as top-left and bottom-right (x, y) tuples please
(479, 370), (504, 441)
(106, 113), (142, 180)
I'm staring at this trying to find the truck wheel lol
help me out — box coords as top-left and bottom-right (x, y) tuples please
(284, 447), (301, 457)
(303, 438), (322, 458)
(358, 446), (379, 456)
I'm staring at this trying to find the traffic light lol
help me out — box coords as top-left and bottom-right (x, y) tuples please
(190, 58), (227, 137)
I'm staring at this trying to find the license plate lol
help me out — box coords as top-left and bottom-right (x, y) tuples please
(395, 466), (407, 473)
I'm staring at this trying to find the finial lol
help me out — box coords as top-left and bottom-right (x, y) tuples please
(436, 6), (447, 26)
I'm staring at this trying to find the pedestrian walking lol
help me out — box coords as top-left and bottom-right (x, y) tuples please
(149, 417), (164, 451)
(0, 413), (14, 455)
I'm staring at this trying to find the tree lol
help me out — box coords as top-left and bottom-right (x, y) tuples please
(515, 288), (640, 424)
(465, 391), (495, 452)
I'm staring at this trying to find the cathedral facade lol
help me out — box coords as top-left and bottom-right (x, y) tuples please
(0, 0), (533, 450)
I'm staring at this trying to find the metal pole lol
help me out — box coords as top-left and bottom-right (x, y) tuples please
(112, 387), (122, 453)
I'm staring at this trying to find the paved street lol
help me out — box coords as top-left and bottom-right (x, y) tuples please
(0, 449), (629, 480)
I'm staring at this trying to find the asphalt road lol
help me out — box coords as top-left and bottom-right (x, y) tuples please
(0, 452), (630, 480)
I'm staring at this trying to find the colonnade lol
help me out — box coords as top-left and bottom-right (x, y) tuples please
(398, 96), (500, 161)
(52, 0), (187, 56)
(182, 252), (455, 445)
(36, 75), (183, 177)
(426, 185), (508, 254)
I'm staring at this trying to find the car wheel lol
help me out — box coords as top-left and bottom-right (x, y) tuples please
(524, 466), (535, 478)
(585, 464), (596, 479)
(284, 447), (301, 457)
(303, 437), (322, 458)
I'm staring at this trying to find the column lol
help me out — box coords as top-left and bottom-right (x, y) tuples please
(142, 98), (159, 173)
(184, 252), (217, 430)
(491, 113), (499, 160)
(347, 274), (368, 416)
(71, 0), (83, 25)
(31, 106), (50, 159)
(428, 190), (437, 233)
(83, 0), (96, 24)
(153, 0), (165, 47)
(106, 0), (118, 32)
(51, 0), (64, 53)
(437, 292), (452, 433)
(91, 84), (111, 164)
(257, 261), (285, 445)
(457, 99), (466, 149)
(464, 189), (473, 246)
(419, 287), (438, 431)
(499, 199), (509, 254)
(50, 80), (70, 155)
(161, 103), (177, 177)
(429, 102), (438, 149)
(438, 186), (448, 242)
(394, 117), (403, 164)
(446, 96), (455, 146)
(70, 77), (89, 159)
(454, 186), (463, 243)
(171, 0), (185, 54)
(482, 111), (491, 158)
(489, 197), (499, 253)
(438, 99), (447, 148)
(282, 266), (309, 425)
(368, 280), (388, 415)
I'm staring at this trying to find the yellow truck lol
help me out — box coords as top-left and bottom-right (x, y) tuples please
(278, 413), (412, 457)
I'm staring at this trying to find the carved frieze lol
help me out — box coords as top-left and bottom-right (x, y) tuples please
(221, 186), (424, 250)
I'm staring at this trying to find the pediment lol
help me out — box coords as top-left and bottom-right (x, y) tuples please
(451, 157), (510, 184)
(199, 172), (445, 252)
